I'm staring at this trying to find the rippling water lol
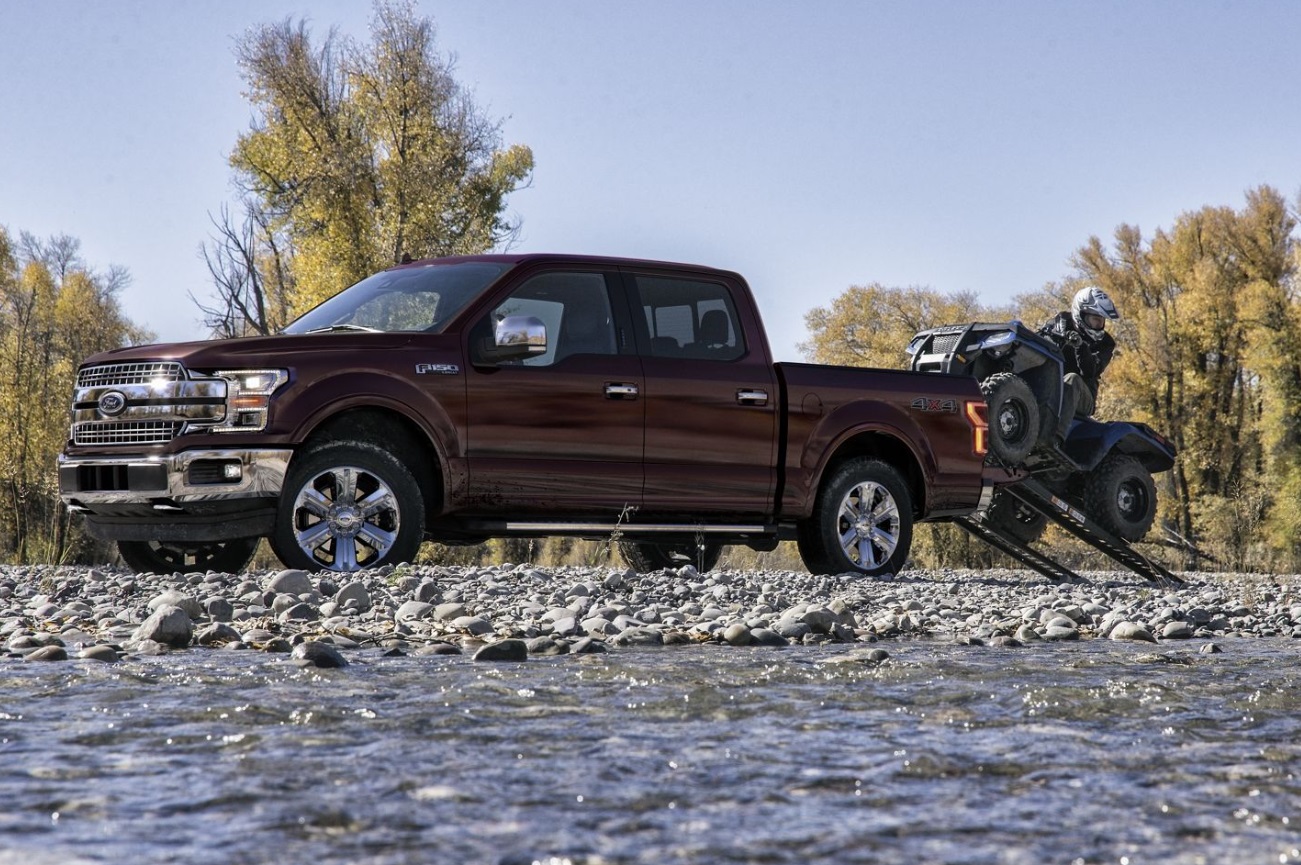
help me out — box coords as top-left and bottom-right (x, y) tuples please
(2, 639), (1300, 865)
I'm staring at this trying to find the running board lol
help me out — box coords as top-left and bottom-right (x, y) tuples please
(501, 522), (769, 535)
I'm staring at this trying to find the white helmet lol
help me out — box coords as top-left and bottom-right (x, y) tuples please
(1072, 286), (1119, 341)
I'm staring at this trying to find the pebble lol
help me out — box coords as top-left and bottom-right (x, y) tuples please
(0, 564), (1297, 668)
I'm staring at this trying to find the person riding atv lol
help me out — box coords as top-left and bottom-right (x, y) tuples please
(1037, 286), (1119, 448)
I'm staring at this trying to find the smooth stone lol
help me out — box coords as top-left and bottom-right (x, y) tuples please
(24, 645), (68, 662)
(451, 615), (494, 636)
(78, 644), (120, 662)
(749, 627), (789, 647)
(196, 623), (243, 646)
(1043, 624), (1079, 641)
(473, 639), (528, 662)
(335, 581), (372, 612)
(148, 590), (203, 620)
(723, 623), (753, 646)
(279, 602), (319, 623)
(1161, 621), (1195, 639)
(132, 605), (193, 648)
(1199, 642), (1223, 654)
(1110, 621), (1157, 643)
(265, 569), (314, 596)
(569, 637), (608, 654)
(434, 602), (467, 621)
(291, 640), (349, 668)
(205, 597), (234, 622)
(610, 627), (664, 647)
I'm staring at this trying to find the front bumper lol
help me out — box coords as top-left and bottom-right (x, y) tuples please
(59, 448), (292, 542)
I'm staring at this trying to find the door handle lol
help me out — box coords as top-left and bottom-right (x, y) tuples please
(737, 389), (769, 406)
(604, 382), (639, 399)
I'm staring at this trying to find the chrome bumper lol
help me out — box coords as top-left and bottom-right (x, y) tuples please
(58, 448), (292, 508)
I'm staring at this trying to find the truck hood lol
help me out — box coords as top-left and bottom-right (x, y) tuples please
(80, 332), (447, 370)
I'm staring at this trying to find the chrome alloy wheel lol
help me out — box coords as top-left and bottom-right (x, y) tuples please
(291, 465), (400, 571)
(835, 480), (901, 570)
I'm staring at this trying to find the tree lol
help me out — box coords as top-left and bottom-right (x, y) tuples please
(0, 228), (151, 563)
(201, 0), (534, 333)
(801, 283), (1007, 369)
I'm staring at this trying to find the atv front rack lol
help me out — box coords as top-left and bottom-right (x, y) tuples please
(955, 476), (1183, 586)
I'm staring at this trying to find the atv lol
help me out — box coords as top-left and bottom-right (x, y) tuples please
(906, 320), (1176, 543)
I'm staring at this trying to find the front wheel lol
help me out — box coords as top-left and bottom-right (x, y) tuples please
(797, 457), (913, 576)
(1083, 454), (1157, 542)
(271, 442), (425, 572)
(118, 537), (259, 575)
(618, 540), (723, 573)
(980, 373), (1041, 466)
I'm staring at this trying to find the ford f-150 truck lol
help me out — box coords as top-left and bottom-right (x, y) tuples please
(58, 253), (1000, 576)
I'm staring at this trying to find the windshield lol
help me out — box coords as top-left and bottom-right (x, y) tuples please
(282, 261), (511, 335)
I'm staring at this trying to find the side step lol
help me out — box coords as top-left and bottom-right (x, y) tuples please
(957, 477), (1183, 586)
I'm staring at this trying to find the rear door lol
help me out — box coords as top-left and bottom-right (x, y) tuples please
(464, 268), (644, 513)
(625, 269), (778, 515)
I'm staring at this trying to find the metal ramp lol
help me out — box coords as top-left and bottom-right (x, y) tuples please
(956, 477), (1183, 586)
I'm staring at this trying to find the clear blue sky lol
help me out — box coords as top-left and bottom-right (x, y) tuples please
(3, 0), (1299, 361)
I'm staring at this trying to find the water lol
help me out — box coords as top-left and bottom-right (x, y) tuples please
(2, 639), (1299, 864)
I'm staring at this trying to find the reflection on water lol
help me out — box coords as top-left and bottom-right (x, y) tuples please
(2, 640), (1300, 864)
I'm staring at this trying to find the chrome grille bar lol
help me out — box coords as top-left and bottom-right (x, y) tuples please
(77, 362), (185, 388)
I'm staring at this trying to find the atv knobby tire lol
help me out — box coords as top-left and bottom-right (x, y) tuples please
(980, 373), (1041, 466)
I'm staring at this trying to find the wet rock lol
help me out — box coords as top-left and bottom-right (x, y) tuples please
(473, 639), (528, 662)
(1161, 621), (1195, 639)
(1110, 621), (1157, 643)
(292, 640), (349, 668)
(279, 603), (319, 623)
(148, 590), (202, 620)
(1199, 642), (1223, 654)
(78, 644), (120, 662)
(196, 623), (243, 646)
(24, 645), (68, 662)
(723, 623), (753, 646)
(132, 605), (193, 648)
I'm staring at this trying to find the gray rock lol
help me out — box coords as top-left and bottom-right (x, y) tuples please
(611, 627), (664, 647)
(452, 615), (494, 636)
(265, 569), (313, 596)
(279, 602), (319, 623)
(196, 623), (243, 646)
(205, 597), (234, 622)
(396, 601), (434, 622)
(78, 644), (120, 662)
(473, 639), (528, 662)
(132, 605), (193, 648)
(570, 637), (608, 654)
(148, 590), (203, 620)
(723, 623), (753, 646)
(24, 645), (68, 661)
(749, 627), (789, 647)
(1161, 621), (1195, 639)
(434, 602), (467, 622)
(1110, 621), (1157, 643)
(291, 640), (349, 668)
(1200, 642), (1223, 654)
(335, 581), (372, 612)
(1044, 624), (1079, 641)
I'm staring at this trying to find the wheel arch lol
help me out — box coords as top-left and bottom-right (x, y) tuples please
(812, 430), (926, 517)
(295, 405), (445, 520)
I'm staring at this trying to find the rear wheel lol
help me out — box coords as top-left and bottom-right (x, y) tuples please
(982, 489), (1048, 544)
(118, 537), (259, 575)
(797, 457), (913, 576)
(271, 442), (425, 572)
(618, 540), (723, 573)
(1083, 454), (1157, 542)
(981, 373), (1040, 466)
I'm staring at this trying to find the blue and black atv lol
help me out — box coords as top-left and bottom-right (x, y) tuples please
(907, 321), (1176, 545)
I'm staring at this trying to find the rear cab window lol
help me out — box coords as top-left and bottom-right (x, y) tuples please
(631, 275), (745, 361)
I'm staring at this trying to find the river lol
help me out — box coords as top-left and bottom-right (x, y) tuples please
(2, 638), (1299, 864)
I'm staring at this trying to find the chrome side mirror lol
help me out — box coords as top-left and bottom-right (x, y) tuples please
(488, 315), (547, 361)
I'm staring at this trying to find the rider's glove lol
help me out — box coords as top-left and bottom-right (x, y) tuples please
(1064, 330), (1083, 348)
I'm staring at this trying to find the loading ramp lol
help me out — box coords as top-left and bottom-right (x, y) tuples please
(955, 476), (1183, 586)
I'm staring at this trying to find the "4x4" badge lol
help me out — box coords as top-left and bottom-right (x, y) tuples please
(911, 397), (957, 413)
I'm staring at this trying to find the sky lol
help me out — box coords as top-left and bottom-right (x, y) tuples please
(3, 0), (1300, 361)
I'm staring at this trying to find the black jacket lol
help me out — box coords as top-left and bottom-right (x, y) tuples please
(1037, 311), (1115, 397)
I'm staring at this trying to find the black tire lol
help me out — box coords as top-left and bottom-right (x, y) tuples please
(982, 489), (1048, 544)
(1083, 454), (1157, 542)
(981, 373), (1041, 466)
(618, 540), (723, 573)
(271, 442), (425, 572)
(118, 537), (259, 575)
(797, 457), (913, 576)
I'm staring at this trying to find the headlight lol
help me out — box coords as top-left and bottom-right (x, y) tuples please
(212, 369), (289, 432)
(979, 331), (1016, 349)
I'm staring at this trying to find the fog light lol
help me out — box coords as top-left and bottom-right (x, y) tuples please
(223, 463), (243, 481)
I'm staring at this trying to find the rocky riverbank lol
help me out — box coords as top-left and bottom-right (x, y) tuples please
(3, 562), (1300, 666)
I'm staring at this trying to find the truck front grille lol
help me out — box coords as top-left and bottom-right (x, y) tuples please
(77, 362), (185, 388)
(73, 421), (185, 446)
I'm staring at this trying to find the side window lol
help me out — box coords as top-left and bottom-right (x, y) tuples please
(634, 276), (745, 361)
(477, 272), (617, 367)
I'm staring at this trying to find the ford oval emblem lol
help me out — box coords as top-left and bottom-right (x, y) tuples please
(97, 391), (127, 417)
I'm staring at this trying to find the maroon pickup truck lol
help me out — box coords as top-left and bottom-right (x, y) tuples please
(58, 254), (999, 577)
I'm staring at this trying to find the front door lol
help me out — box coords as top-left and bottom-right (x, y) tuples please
(464, 269), (644, 514)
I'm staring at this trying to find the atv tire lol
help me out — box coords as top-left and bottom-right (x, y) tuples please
(980, 373), (1041, 466)
(1083, 454), (1157, 542)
